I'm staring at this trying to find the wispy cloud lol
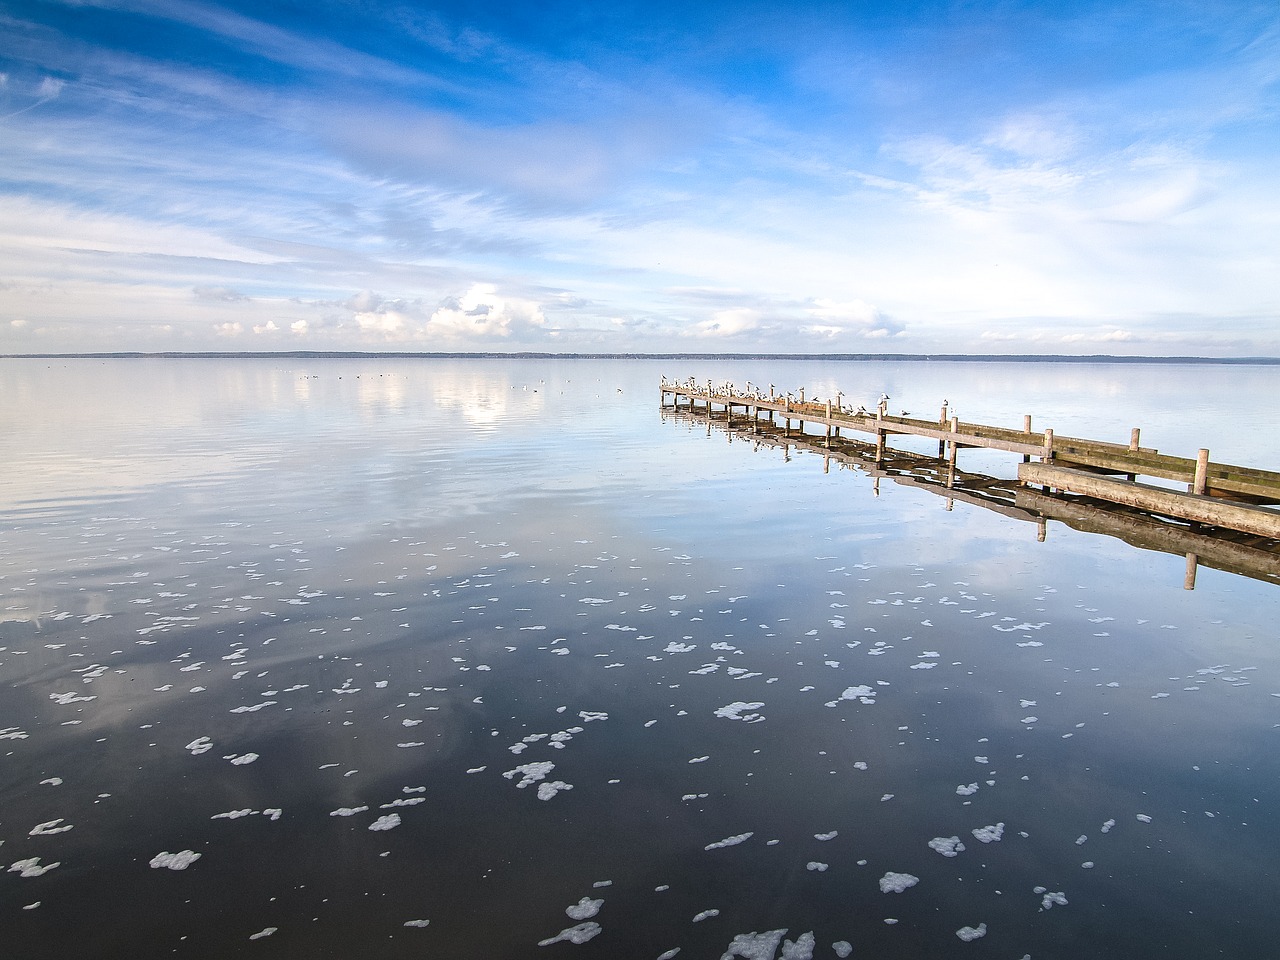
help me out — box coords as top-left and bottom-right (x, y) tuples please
(1, 1), (1277, 355)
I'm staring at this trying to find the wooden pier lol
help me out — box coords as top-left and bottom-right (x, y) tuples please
(659, 378), (1280, 578)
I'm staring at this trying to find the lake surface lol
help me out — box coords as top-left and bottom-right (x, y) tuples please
(2, 357), (1279, 959)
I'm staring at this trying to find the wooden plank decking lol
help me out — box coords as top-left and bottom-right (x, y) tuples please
(660, 378), (1280, 542)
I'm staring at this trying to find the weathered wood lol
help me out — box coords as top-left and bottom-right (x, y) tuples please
(660, 379), (1280, 518)
(661, 401), (1280, 586)
(1018, 463), (1280, 539)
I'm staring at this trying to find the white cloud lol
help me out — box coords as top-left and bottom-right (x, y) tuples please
(694, 308), (761, 338)
(805, 298), (901, 339)
(36, 77), (65, 100)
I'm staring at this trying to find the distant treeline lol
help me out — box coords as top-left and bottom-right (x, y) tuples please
(3, 351), (1279, 364)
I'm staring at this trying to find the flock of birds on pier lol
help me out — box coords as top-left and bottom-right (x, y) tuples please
(661, 377), (938, 420)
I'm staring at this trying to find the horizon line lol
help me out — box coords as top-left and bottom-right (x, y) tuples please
(2, 351), (1279, 364)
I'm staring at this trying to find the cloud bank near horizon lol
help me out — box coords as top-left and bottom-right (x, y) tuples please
(1, 0), (1277, 356)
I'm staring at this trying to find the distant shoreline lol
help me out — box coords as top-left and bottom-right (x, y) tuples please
(2, 351), (1278, 364)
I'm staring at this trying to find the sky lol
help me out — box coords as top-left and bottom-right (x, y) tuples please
(0, 0), (1277, 356)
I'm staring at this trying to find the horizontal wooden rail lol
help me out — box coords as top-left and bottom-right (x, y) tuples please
(1018, 463), (1280, 539)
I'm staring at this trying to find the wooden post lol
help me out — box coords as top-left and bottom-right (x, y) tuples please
(825, 401), (832, 448)
(1130, 428), (1140, 452)
(938, 402), (949, 457)
(1184, 552), (1198, 590)
(1043, 428), (1054, 461)
(799, 387), (805, 404)
(948, 416), (959, 471)
(1037, 519), (1047, 542)
(1193, 448), (1209, 495)
(1023, 415), (1033, 462)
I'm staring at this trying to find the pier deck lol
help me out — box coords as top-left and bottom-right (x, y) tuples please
(660, 379), (1280, 542)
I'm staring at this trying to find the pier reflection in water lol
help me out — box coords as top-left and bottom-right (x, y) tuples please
(660, 393), (1280, 591)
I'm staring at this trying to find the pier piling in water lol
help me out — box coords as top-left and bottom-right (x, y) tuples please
(659, 377), (1280, 543)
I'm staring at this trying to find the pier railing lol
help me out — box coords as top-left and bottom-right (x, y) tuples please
(659, 378), (1280, 547)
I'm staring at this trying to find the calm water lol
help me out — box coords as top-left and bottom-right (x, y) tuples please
(2, 357), (1278, 959)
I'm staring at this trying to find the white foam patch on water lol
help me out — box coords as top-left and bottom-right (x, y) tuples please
(230, 701), (276, 713)
(956, 783), (979, 796)
(665, 642), (697, 653)
(972, 823), (1005, 843)
(150, 850), (201, 870)
(504, 761), (556, 788)
(955, 923), (987, 941)
(780, 932), (815, 959)
(29, 819), (73, 836)
(833, 942), (853, 958)
(40, 777), (63, 786)
(185, 737), (213, 755)
(693, 908), (720, 922)
(714, 702), (766, 723)
(538, 921), (602, 946)
(1136, 814), (1152, 823)
(330, 806), (369, 817)
(879, 872), (919, 893)
(369, 813), (401, 831)
(706, 832), (754, 851)
(657, 950), (681, 960)
(10, 858), (60, 877)
(1, 727), (29, 740)
(1040, 890), (1068, 909)
(403, 919), (430, 928)
(537, 781), (573, 800)
(806, 862), (828, 872)
(248, 927), (277, 940)
(814, 831), (837, 841)
(929, 836), (965, 857)
(722, 929), (787, 959)
(566, 897), (603, 920)
(1101, 818), (1116, 833)
(211, 809), (254, 820)
(381, 797), (426, 809)
(228, 753), (258, 765)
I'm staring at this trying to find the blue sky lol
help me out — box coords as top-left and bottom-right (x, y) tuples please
(1, 0), (1277, 355)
